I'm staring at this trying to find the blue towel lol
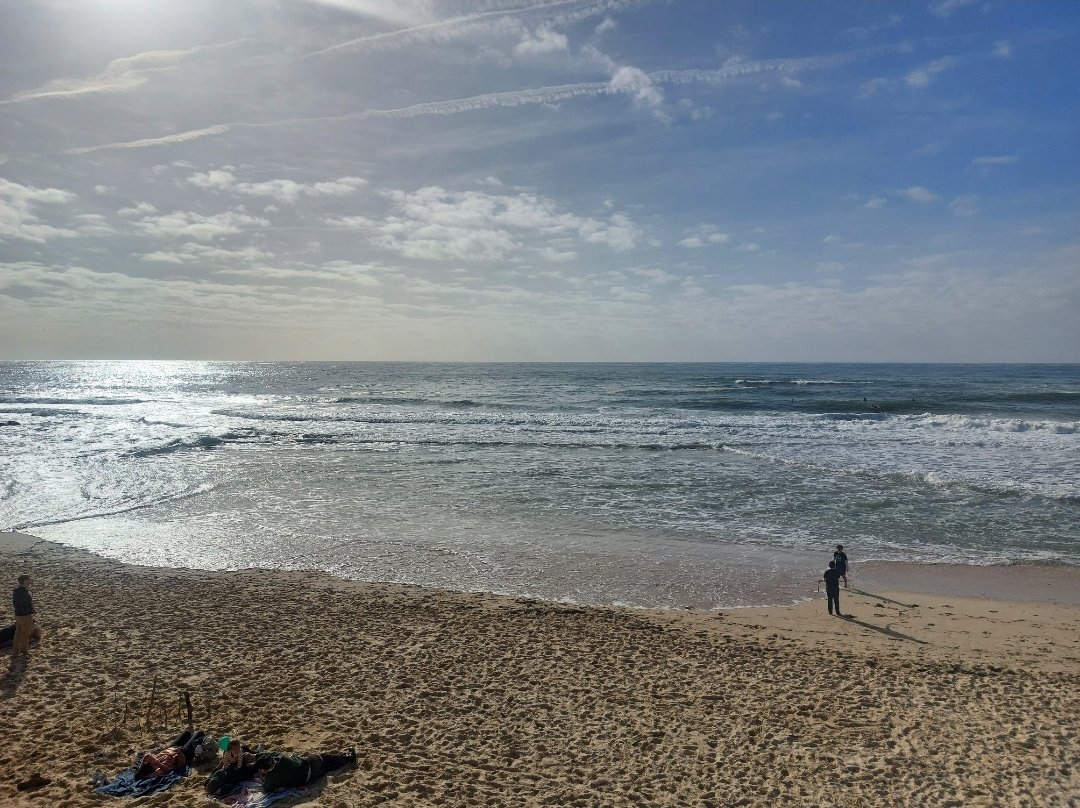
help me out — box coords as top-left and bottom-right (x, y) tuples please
(217, 778), (308, 808)
(93, 766), (188, 797)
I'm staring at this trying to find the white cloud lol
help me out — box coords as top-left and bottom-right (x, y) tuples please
(186, 171), (367, 203)
(514, 28), (569, 58)
(931, 0), (978, 17)
(864, 197), (887, 210)
(900, 186), (940, 203)
(857, 78), (890, 99)
(0, 179), (78, 243)
(905, 57), (955, 88)
(134, 210), (270, 242)
(993, 40), (1012, 58)
(140, 242), (274, 264)
(118, 202), (158, 218)
(609, 66), (664, 108)
(366, 186), (640, 262)
(595, 16), (617, 36)
(679, 225), (732, 248)
(3, 41), (246, 105)
(187, 170), (238, 190)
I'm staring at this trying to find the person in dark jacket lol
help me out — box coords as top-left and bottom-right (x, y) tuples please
(254, 747), (356, 791)
(833, 544), (850, 588)
(12, 574), (35, 656)
(821, 561), (844, 617)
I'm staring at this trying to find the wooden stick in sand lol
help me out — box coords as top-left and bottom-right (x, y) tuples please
(145, 675), (158, 729)
(183, 691), (194, 730)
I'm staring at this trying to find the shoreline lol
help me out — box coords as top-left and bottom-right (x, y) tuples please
(6, 530), (1079, 610)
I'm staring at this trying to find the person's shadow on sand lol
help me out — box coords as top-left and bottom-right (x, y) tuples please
(838, 614), (928, 645)
(1, 653), (28, 698)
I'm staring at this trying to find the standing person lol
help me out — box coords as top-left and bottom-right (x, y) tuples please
(821, 561), (844, 618)
(833, 544), (849, 588)
(12, 574), (35, 656)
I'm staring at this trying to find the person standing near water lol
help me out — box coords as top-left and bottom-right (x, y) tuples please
(833, 544), (849, 588)
(12, 574), (35, 656)
(821, 561), (844, 618)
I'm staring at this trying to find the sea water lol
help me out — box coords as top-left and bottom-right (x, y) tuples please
(1, 362), (1077, 607)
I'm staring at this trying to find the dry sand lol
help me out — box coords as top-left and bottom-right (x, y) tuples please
(2, 531), (1078, 808)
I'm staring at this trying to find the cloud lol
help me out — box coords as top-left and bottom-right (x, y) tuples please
(864, 197), (887, 210)
(514, 28), (570, 58)
(972, 155), (1017, 167)
(949, 194), (978, 217)
(186, 170), (368, 203)
(187, 170), (238, 190)
(2, 41), (247, 105)
(294, 0), (434, 26)
(931, 0), (978, 18)
(0, 178), (78, 243)
(837, 14), (903, 41)
(857, 78), (890, 99)
(364, 185), (641, 261)
(302, 0), (641, 59)
(63, 45), (900, 154)
(899, 186), (939, 203)
(679, 225), (732, 248)
(134, 210), (271, 242)
(993, 40), (1012, 58)
(595, 16), (617, 35)
(609, 66), (663, 107)
(139, 242), (274, 264)
(905, 56), (955, 88)
(119, 202), (159, 218)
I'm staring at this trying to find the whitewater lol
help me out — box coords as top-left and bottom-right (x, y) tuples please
(1, 361), (1077, 608)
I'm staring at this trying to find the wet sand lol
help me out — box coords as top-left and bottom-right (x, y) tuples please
(2, 532), (1079, 807)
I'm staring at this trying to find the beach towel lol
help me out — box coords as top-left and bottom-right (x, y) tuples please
(93, 766), (188, 797)
(217, 779), (308, 808)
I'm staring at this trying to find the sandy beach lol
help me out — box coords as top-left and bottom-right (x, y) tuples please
(2, 531), (1078, 808)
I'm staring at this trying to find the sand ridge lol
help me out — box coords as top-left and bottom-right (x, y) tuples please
(1, 536), (1078, 807)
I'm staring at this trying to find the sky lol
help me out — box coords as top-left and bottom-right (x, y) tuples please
(1, 0), (1078, 362)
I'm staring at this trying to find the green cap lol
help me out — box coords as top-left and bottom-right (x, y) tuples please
(218, 736), (231, 752)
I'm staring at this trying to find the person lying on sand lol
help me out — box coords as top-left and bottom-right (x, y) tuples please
(135, 730), (209, 780)
(0, 619), (42, 648)
(253, 747), (357, 791)
(205, 738), (258, 796)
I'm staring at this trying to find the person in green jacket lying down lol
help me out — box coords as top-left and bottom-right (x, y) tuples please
(253, 747), (357, 791)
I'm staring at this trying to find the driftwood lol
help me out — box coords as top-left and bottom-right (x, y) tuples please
(183, 691), (194, 729)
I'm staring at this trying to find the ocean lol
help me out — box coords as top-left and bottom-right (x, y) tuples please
(1, 361), (1077, 608)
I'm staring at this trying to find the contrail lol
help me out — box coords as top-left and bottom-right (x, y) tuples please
(302, 0), (649, 58)
(62, 43), (919, 155)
